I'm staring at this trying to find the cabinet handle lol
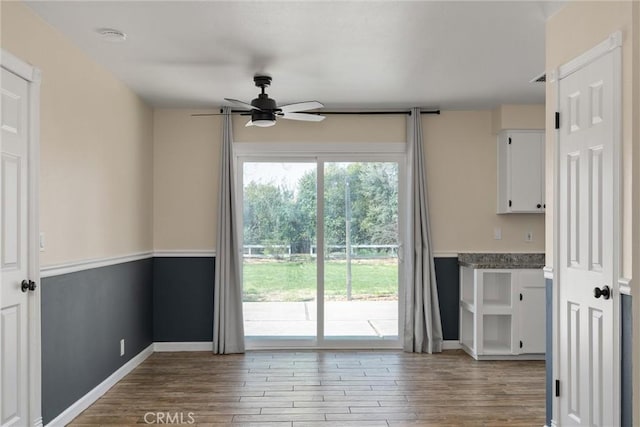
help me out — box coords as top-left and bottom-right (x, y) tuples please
(536, 204), (542, 209)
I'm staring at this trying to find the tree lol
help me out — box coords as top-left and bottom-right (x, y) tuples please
(243, 162), (399, 255)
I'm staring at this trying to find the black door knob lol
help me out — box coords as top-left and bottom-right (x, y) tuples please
(594, 285), (611, 300)
(537, 204), (542, 209)
(21, 280), (36, 293)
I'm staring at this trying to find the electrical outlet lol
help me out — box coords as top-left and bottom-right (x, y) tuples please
(525, 231), (533, 242)
(120, 339), (125, 356)
(493, 227), (502, 240)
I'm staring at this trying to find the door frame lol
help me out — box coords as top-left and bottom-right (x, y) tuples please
(234, 142), (408, 349)
(1, 50), (42, 427)
(550, 31), (622, 426)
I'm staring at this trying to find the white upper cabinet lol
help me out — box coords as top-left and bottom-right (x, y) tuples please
(497, 130), (545, 213)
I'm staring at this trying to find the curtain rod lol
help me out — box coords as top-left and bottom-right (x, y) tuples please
(220, 109), (440, 115)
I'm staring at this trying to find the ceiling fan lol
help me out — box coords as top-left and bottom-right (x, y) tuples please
(224, 75), (325, 127)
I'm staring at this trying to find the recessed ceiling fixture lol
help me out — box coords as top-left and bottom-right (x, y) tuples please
(96, 28), (127, 42)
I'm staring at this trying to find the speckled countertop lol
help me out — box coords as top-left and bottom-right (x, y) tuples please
(458, 253), (545, 269)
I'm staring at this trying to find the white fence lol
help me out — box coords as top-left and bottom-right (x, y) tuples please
(243, 244), (292, 258)
(312, 244), (398, 258)
(243, 244), (398, 259)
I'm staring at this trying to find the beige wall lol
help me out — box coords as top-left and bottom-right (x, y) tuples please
(154, 109), (545, 254)
(1, 2), (154, 266)
(153, 110), (221, 250)
(234, 113), (406, 143)
(491, 104), (546, 134)
(424, 111), (545, 253)
(545, 1), (634, 277)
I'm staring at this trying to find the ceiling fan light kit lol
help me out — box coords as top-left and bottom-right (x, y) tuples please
(224, 75), (325, 127)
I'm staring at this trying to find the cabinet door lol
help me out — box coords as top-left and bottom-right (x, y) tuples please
(509, 132), (544, 212)
(519, 279), (546, 354)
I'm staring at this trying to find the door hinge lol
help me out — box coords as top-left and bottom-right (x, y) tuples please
(555, 112), (560, 129)
(508, 200), (512, 207)
(519, 293), (523, 301)
(508, 137), (512, 145)
(519, 340), (523, 349)
(555, 380), (560, 397)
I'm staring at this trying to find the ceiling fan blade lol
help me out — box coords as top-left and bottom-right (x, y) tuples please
(279, 101), (324, 113)
(245, 120), (255, 127)
(280, 112), (326, 122)
(224, 98), (260, 111)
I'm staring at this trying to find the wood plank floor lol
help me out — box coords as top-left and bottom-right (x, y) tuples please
(69, 350), (545, 426)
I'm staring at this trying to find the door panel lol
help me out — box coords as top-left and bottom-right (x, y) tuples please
(1, 68), (30, 427)
(558, 48), (617, 426)
(322, 162), (399, 340)
(589, 308), (603, 427)
(589, 147), (603, 271)
(567, 302), (580, 422)
(241, 161), (318, 340)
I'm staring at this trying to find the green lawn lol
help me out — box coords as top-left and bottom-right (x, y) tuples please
(242, 259), (398, 302)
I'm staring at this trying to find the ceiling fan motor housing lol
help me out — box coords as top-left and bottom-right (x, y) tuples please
(251, 93), (278, 111)
(251, 109), (276, 123)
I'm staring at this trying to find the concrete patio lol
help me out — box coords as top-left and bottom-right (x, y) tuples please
(243, 300), (398, 338)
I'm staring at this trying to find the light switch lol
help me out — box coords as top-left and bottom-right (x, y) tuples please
(39, 232), (45, 251)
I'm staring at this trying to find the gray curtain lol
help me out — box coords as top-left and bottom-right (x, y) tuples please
(213, 107), (245, 354)
(403, 107), (443, 353)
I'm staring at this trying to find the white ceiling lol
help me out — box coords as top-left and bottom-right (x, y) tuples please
(25, 1), (565, 110)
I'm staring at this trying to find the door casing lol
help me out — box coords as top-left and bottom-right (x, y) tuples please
(234, 142), (408, 349)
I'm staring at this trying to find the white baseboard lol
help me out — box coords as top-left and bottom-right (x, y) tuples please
(45, 344), (153, 427)
(154, 341), (461, 352)
(442, 340), (461, 350)
(154, 341), (214, 352)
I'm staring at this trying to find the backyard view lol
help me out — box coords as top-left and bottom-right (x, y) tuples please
(242, 161), (400, 340)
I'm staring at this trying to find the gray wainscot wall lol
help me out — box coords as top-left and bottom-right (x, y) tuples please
(41, 258), (153, 424)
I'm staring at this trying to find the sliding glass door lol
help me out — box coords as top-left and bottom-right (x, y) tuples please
(240, 156), (403, 348)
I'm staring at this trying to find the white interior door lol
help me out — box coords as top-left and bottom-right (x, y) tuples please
(1, 68), (31, 426)
(557, 46), (619, 426)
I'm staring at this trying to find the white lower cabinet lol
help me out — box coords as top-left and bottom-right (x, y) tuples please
(459, 266), (545, 360)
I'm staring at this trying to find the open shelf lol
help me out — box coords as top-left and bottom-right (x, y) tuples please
(460, 306), (475, 351)
(460, 266), (475, 306)
(482, 314), (511, 353)
(482, 271), (511, 306)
